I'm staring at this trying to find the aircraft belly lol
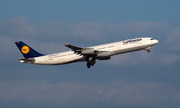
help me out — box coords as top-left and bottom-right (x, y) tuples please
(49, 58), (66, 64)
(114, 44), (152, 55)
(64, 55), (83, 63)
(34, 56), (65, 65)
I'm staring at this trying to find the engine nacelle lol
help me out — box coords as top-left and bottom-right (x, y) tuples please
(81, 48), (94, 54)
(97, 51), (111, 57)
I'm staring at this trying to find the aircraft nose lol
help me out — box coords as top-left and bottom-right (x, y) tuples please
(155, 39), (158, 43)
(152, 39), (158, 44)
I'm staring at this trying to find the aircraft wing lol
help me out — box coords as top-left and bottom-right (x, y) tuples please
(62, 41), (101, 55)
(62, 42), (111, 58)
(62, 41), (83, 51)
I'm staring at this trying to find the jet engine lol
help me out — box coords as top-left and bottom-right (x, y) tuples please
(97, 51), (111, 57)
(81, 48), (95, 54)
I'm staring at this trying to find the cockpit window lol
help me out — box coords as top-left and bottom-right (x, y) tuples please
(150, 38), (154, 40)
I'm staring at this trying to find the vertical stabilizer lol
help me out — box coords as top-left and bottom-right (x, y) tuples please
(15, 41), (44, 58)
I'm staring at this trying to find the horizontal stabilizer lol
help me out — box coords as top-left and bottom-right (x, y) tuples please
(18, 58), (35, 63)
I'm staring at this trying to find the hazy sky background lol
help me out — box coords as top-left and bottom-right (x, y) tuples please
(1, 0), (180, 108)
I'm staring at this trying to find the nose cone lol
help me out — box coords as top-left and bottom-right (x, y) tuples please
(156, 40), (159, 43)
(152, 39), (158, 44)
(155, 39), (158, 43)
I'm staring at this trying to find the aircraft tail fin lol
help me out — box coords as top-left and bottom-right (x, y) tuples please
(15, 41), (44, 58)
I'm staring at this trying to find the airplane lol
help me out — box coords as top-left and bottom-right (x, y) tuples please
(15, 37), (158, 68)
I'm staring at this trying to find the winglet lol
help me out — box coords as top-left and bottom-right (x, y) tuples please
(62, 41), (69, 46)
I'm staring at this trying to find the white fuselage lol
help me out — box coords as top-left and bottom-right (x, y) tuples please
(23, 37), (158, 65)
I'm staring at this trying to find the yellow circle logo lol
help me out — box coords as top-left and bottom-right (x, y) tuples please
(21, 46), (30, 54)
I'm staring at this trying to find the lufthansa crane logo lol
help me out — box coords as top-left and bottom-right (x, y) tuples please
(21, 46), (30, 54)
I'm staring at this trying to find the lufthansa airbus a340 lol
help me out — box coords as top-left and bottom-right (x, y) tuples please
(15, 37), (158, 68)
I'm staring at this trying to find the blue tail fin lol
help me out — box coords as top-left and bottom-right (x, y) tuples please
(15, 41), (44, 58)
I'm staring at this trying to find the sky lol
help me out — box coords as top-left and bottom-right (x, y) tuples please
(0, 0), (180, 108)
